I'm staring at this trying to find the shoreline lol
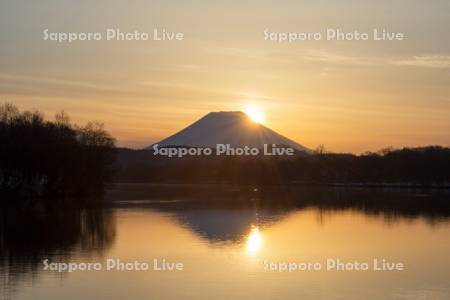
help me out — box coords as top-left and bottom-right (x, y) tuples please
(109, 181), (450, 190)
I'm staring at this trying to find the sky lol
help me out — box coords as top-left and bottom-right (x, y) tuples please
(1, 0), (449, 153)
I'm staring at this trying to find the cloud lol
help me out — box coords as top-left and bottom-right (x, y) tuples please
(300, 50), (377, 66)
(393, 55), (450, 69)
(297, 51), (450, 70)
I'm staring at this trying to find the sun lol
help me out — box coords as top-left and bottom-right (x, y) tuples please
(244, 105), (264, 124)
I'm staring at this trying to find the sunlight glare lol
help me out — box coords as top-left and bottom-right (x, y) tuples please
(246, 226), (262, 254)
(244, 105), (264, 124)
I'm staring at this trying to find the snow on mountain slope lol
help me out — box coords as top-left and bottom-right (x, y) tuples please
(147, 111), (311, 153)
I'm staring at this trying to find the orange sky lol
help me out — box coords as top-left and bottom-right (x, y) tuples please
(1, 1), (450, 153)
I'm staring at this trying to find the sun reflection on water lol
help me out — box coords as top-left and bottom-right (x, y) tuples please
(246, 226), (262, 254)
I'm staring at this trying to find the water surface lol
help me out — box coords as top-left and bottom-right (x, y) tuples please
(1, 185), (450, 300)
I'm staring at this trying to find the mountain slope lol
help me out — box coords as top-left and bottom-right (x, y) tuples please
(147, 111), (311, 152)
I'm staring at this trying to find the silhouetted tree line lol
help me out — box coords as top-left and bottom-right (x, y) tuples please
(115, 145), (450, 187)
(108, 183), (450, 222)
(0, 103), (116, 202)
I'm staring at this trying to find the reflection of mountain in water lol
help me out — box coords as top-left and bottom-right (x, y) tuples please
(0, 206), (116, 297)
(110, 185), (294, 242)
(175, 208), (288, 242)
(109, 184), (450, 243)
(1, 185), (449, 298)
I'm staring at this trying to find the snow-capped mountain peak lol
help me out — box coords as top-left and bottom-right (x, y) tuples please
(147, 111), (311, 152)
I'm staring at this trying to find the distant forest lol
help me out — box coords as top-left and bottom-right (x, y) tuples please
(0, 103), (116, 202)
(115, 146), (450, 187)
(2, 103), (450, 204)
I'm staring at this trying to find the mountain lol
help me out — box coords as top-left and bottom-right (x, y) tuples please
(146, 111), (311, 152)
